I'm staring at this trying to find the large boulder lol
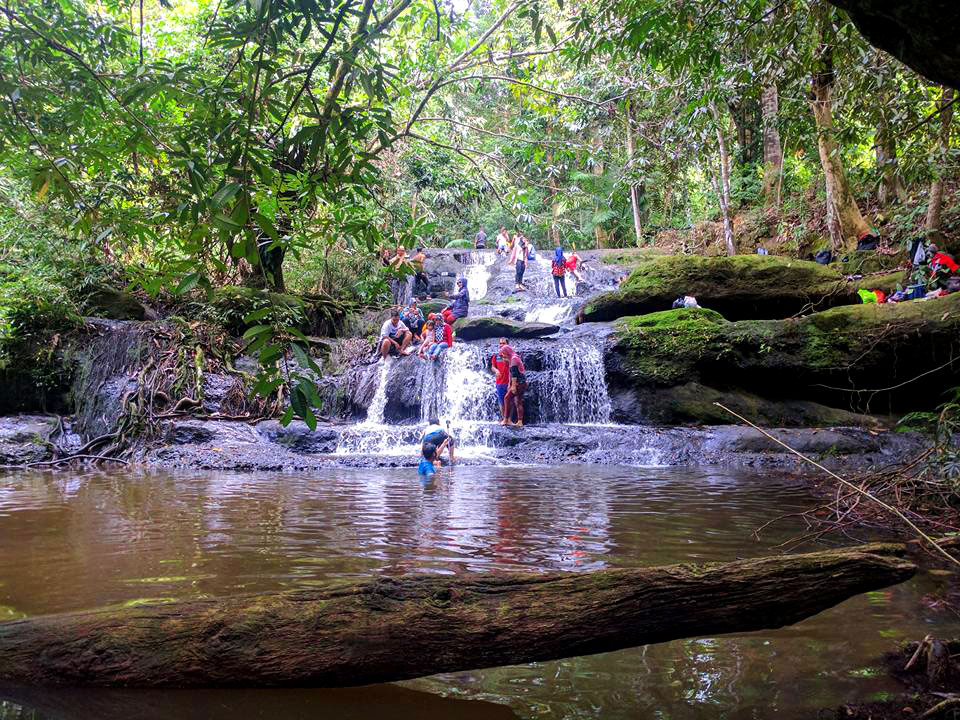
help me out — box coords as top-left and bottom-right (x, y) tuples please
(453, 316), (559, 341)
(83, 286), (158, 321)
(579, 255), (858, 323)
(605, 295), (960, 417)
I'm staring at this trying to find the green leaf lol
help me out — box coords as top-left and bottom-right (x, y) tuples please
(174, 271), (201, 295)
(243, 307), (275, 324)
(242, 324), (272, 339)
(211, 182), (241, 208)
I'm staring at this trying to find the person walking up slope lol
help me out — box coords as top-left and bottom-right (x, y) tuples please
(552, 247), (568, 298)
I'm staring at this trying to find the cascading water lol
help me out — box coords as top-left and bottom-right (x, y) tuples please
(463, 250), (495, 299)
(337, 346), (499, 457)
(525, 303), (575, 325)
(535, 344), (612, 424)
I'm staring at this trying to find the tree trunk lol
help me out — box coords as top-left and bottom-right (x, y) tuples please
(0, 543), (914, 688)
(876, 119), (907, 205)
(625, 98), (645, 247)
(810, 0), (871, 251)
(761, 84), (783, 206)
(926, 86), (955, 243)
(710, 104), (736, 256)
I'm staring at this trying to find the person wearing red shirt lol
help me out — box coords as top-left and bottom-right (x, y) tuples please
(499, 344), (527, 427)
(427, 315), (454, 360)
(489, 338), (510, 418)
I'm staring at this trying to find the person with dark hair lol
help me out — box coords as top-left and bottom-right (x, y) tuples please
(508, 235), (528, 291)
(427, 314), (454, 360)
(489, 338), (510, 419)
(475, 228), (487, 249)
(378, 309), (411, 358)
(499, 344), (527, 427)
(419, 443), (438, 477)
(402, 301), (425, 341)
(551, 246), (568, 298)
(412, 246), (428, 298)
(421, 416), (455, 465)
(442, 278), (470, 325)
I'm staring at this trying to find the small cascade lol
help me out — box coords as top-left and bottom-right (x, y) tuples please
(360, 359), (392, 426)
(525, 303), (575, 325)
(535, 344), (612, 424)
(337, 347), (498, 457)
(463, 250), (495, 300)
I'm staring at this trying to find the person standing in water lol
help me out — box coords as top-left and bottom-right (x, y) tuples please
(499, 344), (527, 427)
(421, 416), (455, 465)
(419, 443), (438, 477)
(551, 247), (568, 298)
(489, 338), (510, 420)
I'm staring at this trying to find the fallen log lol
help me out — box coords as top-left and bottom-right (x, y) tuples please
(0, 542), (915, 688)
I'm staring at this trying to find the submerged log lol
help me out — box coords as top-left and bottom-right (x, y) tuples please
(0, 543), (914, 688)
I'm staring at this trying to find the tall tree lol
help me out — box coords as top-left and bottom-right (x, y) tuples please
(809, 0), (871, 249)
(926, 86), (956, 243)
(624, 98), (645, 246)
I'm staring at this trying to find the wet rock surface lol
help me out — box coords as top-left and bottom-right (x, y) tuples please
(128, 418), (927, 471)
(453, 316), (559, 341)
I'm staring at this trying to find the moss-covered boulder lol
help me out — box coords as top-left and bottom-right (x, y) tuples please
(82, 286), (158, 321)
(606, 294), (960, 420)
(580, 255), (858, 323)
(453, 316), (559, 341)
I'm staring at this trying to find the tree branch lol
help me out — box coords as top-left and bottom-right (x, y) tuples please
(407, 132), (505, 209)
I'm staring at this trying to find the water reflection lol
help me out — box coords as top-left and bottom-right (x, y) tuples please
(0, 465), (957, 719)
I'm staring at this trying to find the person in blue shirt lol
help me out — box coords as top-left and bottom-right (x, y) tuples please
(421, 416), (455, 465)
(418, 443), (438, 476)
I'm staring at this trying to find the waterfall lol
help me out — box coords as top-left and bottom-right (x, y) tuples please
(463, 250), (495, 300)
(536, 344), (612, 424)
(525, 303), (575, 325)
(337, 347), (498, 456)
(360, 359), (392, 426)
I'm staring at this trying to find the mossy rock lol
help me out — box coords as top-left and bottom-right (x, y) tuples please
(580, 254), (858, 323)
(837, 250), (909, 275)
(418, 299), (448, 316)
(599, 248), (669, 267)
(610, 381), (881, 428)
(849, 270), (910, 295)
(606, 293), (960, 413)
(83, 286), (157, 321)
(453, 316), (559, 341)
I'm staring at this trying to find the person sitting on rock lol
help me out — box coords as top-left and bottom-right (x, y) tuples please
(442, 278), (469, 325)
(417, 316), (436, 359)
(427, 313), (454, 361)
(402, 301), (425, 341)
(378, 309), (412, 359)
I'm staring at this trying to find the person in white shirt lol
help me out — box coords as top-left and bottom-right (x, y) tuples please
(378, 310), (412, 358)
(508, 236), (528, 291)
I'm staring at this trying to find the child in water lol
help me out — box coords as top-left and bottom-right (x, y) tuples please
(418, 443), (438, 476)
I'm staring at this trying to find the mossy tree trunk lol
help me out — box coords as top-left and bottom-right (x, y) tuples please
(926, 86), (955, 243)
(0, 543), (914, 688)
(810, 0), (871, 251)
(876, 116), (907, 206)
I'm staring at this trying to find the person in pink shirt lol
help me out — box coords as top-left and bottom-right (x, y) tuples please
(498, 344), (527, 426)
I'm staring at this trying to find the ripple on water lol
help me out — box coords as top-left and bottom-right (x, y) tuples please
(0, 464), (957, 720)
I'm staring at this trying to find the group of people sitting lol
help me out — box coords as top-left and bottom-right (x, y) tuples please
(377, 278), (471, 361)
